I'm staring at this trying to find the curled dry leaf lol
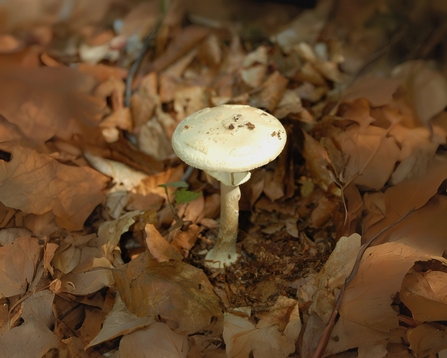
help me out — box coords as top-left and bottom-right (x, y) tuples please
(223, 296), (301, 358)
(0, 236), (42, 297)
(0, 143), (108, 231)
(113, 251), (223, 334)
(400, 259), (447, 322)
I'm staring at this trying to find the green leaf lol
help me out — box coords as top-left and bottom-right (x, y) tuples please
(174, 188), (201, 204)
(158, 181), (189, 189)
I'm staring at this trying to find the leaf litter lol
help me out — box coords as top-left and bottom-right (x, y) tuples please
(0, 0), (446, 357)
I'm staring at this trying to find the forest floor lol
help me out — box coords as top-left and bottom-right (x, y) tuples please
(0, 0), (446, 357)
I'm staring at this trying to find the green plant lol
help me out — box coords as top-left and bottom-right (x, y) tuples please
(158, 181), (201, 225)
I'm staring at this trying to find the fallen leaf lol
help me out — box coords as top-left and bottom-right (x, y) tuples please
(87, 293), (155, 349)
(223, 296), (301, 358)
(113, 252), (223, 334)
(326, 242), (433, 356)
(0, 66), (105, 143)
(407, 323), (447, 357)
(0, 143), (108, 230)
(400, 259), (447, 322)
(332, 124), (400, 190)
(119, 322), (189, 358)
(0, 236), (42, 297)
(145, 224), (183, 262)
(0, 317), (60, 358)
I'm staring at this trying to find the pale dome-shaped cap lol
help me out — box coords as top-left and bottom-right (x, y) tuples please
(171, 105), (287, 174)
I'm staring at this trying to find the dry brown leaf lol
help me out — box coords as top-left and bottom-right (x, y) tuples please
(0, 289), (59, 357)
(77, 63), (128, 83)
(302, 131), (337, 194)
(223, 296), (301, 358)
(400, 259), (447, 322)
(0, 317), (60, 358)
(342, 76), (401, 107)
(97, 211), (139, 263)
(137, 116), (174, 161)
(241, 46), (268, 89)
(364, 158), (447, 242)
(270, 1), (330, 53)
(273, 89), (305, 120)
(392, 61), (447, 126)
(0, 66), (105, 143)
(299, 234), (360, 324)
(249, 71), (288, 113)
(337, 98), (375, 127)
(78, 307), (105, 344)
(173, 85), (208, 121)
(0, 144), (108, 230)
(60, 267), (113, 296)
(145, 224), (183, 262)
(332, 124), (400, 190)
(389, 124), (446, 185)
(325, 242), (433, 356)
(310, 196), (338, 228)
(407, 323), (447, 357)
(22, 290), (55, 328)
(119, 322), (189, 358)
(148, 25), (210, 73)
(198, 33), (222, 68)
(0, 236), (41, 297)
(113, 252), (223, 334)
(86, 293), (155, 349)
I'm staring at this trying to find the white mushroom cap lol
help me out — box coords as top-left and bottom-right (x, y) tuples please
(171, 105), (287, 184)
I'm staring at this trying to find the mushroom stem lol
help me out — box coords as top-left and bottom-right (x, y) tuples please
(205, 182), (240, 268)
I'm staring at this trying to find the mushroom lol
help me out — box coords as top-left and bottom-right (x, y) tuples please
(171, 104), (287, 268)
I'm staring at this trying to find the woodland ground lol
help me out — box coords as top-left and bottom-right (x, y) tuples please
(0, 0), (446, 357)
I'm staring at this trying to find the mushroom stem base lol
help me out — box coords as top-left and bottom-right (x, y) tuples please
(205, 183), (240, 268)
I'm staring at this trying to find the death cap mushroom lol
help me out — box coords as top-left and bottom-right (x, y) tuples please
(171, 104), (287, 180)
